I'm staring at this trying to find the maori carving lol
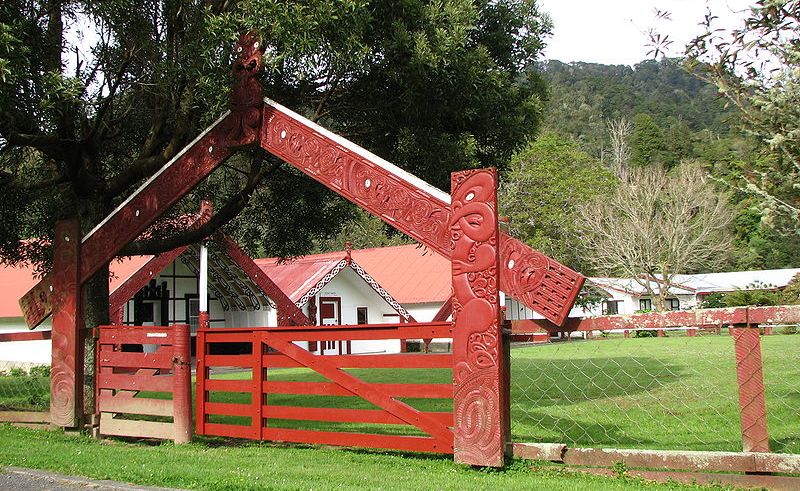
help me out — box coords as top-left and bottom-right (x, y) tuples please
(50, 219), (83, 428)
(450, 169), (505, 467)
(262, 107), (451, 252)
(226, 33), (264, 147)
(296, 259), (348, 308)
(260, 99), (584, 325)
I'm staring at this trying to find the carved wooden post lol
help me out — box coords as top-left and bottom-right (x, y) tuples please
(451, 168), (506, 467)
(50, 219), (84, 428)
(732, 326), (770, 452)
(172, 324), (192, 443)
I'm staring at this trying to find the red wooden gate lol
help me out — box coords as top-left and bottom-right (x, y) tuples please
(97, 324), (192, 443)
(195, 322), (454, 453)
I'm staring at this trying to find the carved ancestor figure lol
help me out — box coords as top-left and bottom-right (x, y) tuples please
(227, 33), (265, 147)
(450, 169), (504, 466)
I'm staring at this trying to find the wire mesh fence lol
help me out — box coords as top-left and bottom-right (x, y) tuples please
(510, 327), (800, 454)
(0, 359), (51, 412)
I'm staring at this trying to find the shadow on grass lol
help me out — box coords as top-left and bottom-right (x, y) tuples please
(510, 357), (685, 409)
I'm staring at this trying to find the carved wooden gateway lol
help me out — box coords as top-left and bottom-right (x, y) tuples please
(19, 34), (584, 466)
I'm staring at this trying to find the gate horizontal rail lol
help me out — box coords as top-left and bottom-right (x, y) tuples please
(196, 322), (454, 454)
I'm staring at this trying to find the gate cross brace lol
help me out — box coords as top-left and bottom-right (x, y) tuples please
(260, 330), (453, 446)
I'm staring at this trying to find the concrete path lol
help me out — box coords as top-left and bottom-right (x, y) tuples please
(0, 467), (187, 491)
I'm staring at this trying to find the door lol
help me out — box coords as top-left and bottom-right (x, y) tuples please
(319, 297), (341, 355)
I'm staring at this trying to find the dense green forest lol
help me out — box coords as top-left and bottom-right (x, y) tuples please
(527, 58), (799, 272)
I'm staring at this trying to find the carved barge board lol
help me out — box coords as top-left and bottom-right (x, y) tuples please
(449, 169), (506, 467)
(259, 98), (584, 325)
(19, 113), (233, 328)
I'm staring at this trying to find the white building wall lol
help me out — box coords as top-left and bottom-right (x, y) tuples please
(0, 318), (52, 367)
(302, 267), (402, 354)
(404, 302), (444, 322)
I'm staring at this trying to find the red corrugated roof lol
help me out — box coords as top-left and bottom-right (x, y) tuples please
(0, 256), (151, 319)
(256, 244), (451, 305)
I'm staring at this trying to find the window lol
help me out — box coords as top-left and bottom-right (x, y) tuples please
(639, 298), (653, 311)
(357, 307), (368, 325)
(186, 295), (200, 334)
(666, 298), (680, 311)
(602, 300), (621, 315)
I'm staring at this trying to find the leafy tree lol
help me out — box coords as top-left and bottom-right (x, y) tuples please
(0, 0), (552, 417)
(684, 0), (800, 232)
(630, 113), (665, 167)
(580, 163), (734, 311)
(499, 134), (616, 273)
(781, 273), (800, 305)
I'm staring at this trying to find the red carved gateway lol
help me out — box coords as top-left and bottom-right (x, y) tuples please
(18, 33), (591, 466)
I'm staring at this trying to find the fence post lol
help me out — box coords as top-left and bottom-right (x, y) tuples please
(451, 168), (506, 467)
(732, 325), (770, 453)
(50, 219), (84, 429)
(195, 327), (207, 436)
(172, 324), (192, 444)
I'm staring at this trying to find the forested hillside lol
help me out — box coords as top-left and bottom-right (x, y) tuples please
(522, 58), (799, 271)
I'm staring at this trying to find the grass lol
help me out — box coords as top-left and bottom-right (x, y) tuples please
(0, 424), (734, 491)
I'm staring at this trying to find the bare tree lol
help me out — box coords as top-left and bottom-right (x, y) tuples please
(606, 118), (632, 182)
(580, 164), (734, 311)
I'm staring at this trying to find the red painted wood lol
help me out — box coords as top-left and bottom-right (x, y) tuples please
(203, 354), (255, 368)
(510, 305), (800, 333)
(450, 169), (506, 467)
(263, 405), (453, 426)
(204, 402), (254, 417)
(195, 328), (207, 436)
(204, 422), (255, 439)
(732, 327), (770, 452)
(432, 296), (454, 322)
(216, 234), (309, 326)
(97, 372), (174, 392)
(263, 381), (453, 399)
(259, 100), (584, 325)
(205, 379), (252, 392)
(261, 353), (452, 369)
(0, 331), (52, 342)
(98, 327), (175, 345)
(255, 325), (452, 342)
(97, 351), (174, 370)
(251, 331), (264, 439)
(172, 324), (192, 443)
(50, 219), (83, 428)
(258, 330), (453, 443)
(263, 427), (452, 454)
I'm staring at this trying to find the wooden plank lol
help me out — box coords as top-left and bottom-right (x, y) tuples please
(732, 328), (770, 452)
(98, 351), (173, 370)
(201, 332), (261, 344)
(263, 353), (452, 369)
(204, 402), (253, 417)
(0, 331), (51, 342)
(99, 328), (175, 345)
(263, 427), (452, 454)
(98, 372), (174, 392)
(99, 414), (174, 440)
(203, 422), (255, 440)
(263, 405), (453, 426)
(205, 379), (252, 392)
(204, 354), (254, 368)
(98, 394), (173, 417)
(260, 331), (452, 443)
(264, 381), (453, 399)
(0, 411), (50, 423)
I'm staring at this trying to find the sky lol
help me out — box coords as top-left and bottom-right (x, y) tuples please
(536, 0), (754, 66)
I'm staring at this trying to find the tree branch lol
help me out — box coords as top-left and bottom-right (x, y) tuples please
(118, 155), (276, 256)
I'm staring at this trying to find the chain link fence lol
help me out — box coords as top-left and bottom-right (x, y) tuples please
(510, 327), (800, 454)
(0, 359), (51, 412)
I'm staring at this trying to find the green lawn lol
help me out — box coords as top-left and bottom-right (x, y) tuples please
(0, 425), (733, 491)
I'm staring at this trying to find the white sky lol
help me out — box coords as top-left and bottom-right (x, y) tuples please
(537, 0), (754, 66)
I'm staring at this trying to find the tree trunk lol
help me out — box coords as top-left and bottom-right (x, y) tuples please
(77, 198), (110, 424)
